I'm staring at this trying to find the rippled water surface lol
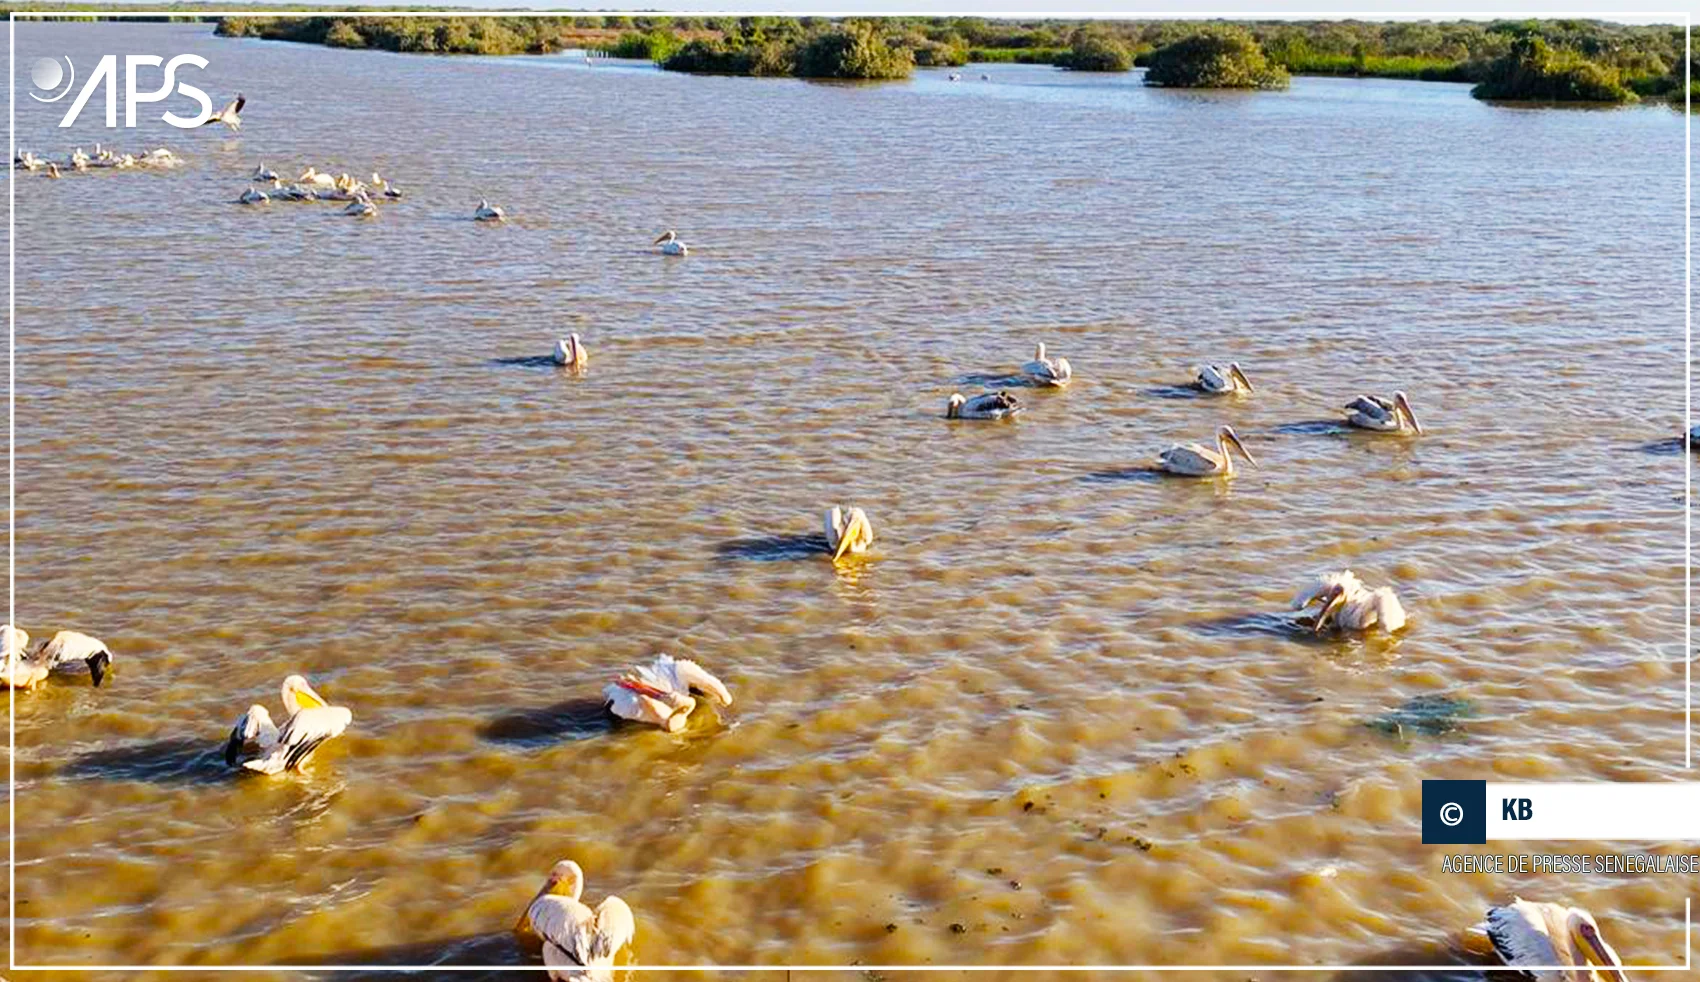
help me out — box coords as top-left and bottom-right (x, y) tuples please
(7, 20), (1692, 980)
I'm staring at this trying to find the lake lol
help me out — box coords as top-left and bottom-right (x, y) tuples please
(8, 19), (1690, 977)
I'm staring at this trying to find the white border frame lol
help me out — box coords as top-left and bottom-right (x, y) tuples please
(7, 8), (1694, 972)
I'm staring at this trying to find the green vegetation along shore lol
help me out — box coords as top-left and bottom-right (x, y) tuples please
(152, 13), (1688, 105)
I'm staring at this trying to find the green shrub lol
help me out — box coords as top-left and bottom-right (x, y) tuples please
(1144, 27), (1290, 88)
(1055, 33), (1133, 72)
(323, 19), (365, 48)
(1470, 35), (1634, 102)
(793, 24), (913, 79)
(662, 38), (762, 74)
(606, 29), (681, 61)
(967, 46), (1066, 64)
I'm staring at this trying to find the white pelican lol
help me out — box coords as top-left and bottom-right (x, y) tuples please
(370, 172), (402, 198)
(252, 162), (277, 181)
(946, 391), (1022, 420)
(1158, 425), (1257, 477)
(140, 147), (179, 167)
(1193, 362), (1253, 395)
(0, 625), (48, 690)
(45, 162), (61, 179)
(515, 860), (635, 982)
(343, 193), (376, 218)
(1343, 391), (1422, 434)
(14, 151), (41, 171)
(203, 93), (244, 131)
(552, 334), (588, 370)
(474, 199), (506, 222)
(1477, 899), (1627, 982)
(297, 167), (336, 189)
(825, 506), (875, 561)
(112, 153), (137, 170)
(1292, 570), (1406, 634)
(238, 185), (269, 205)
(654, 230), (687, 256)
(33, 630), (113, 687)
(1021, 342), (1072, 388)
(70, 148), (89, 172)
(226, 674), (352, 774)
(603, 653), (732, 732)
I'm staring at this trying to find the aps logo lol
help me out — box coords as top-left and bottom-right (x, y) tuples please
(30, 54), (214, 129)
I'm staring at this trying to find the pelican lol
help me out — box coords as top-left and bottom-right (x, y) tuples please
(112, 153), (137, 170)
(298, 167), (337, 189)
(269, 179), (316, 201)
(515, 860), (635, 982)
(139, 147), (179, 167)
(474, 199), (506, 222)
(238, 185), (269, 205)
(551, 334), (589, 369)
(654, 230), (687, 256)
(70, 148), (89, 172)
(1476, 899), (1627, 982)
(30, 630), (113, 687)
(1021, 342), (1072, 388)
(343, 192), (376, 217)
(604, 653), (732, 732)
(948, 72), (962, 81)
(226, 674), (352, 774)
(252, 162), (277, 181)
(45, 162), (61, 179)
(370, 172), (402, 198)
(0, 625), (48, 690)
(203, 93), (245, 131)
(946, 390), (1022, 420)
(1193, 362), (1253, 395)
(1158, 425), (1257, 477)
(1343, 391), (1422, 434)
(14, 151), (41, 171)
(1292, 570), (1406, 634)
(825, 506), (875, 561)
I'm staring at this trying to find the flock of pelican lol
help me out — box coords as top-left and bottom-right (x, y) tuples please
(17, 108), (1635, 979)
(16, 144), (182, 179)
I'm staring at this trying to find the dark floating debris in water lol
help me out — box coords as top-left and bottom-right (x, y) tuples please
(1367, 693), (1477, 738)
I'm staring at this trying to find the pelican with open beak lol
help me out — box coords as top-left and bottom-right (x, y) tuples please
(825, 506), (875, 561)
(603, 653), (731, 733)
(226, 674), (352, 774)
(654, 230), (688, 256)
(1193, 363), (1253, 395)
(1158, 425), (1258, 477)
(1477, 899), (1628, 982)
(515, 859), (635, 981)
(552, 334), (588, 370)
(1294, 571), (1406, 635)
(1344, 391), (1422, 434)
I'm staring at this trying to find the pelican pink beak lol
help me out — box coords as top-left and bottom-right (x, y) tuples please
(1394, 391), (1423, 434)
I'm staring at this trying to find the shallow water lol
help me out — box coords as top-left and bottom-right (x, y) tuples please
(6, 20), (1692, 979)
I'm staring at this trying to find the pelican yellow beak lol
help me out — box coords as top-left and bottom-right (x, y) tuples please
(1575, 922), (1628, 982)
(654, 231), (671, 245)
(293, 687), (326, 710)
(1395, 392), (1423, 435)
(1314, 586), (1347, 634)
(1230, 364), (1253, 393)
(832, 523), (857, 561)
(1227, 432), (1259, 469)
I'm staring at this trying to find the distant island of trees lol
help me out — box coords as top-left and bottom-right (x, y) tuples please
(157, 13), (1684, 105)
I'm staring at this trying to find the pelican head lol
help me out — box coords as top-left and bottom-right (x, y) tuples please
(281, 674), (328, 714)
(86, 649), (110, 687)
(1229, 362), (1253, 392)
(1568, 909), (1627, 982)
(1053, 356), (1072, 382)
(947, 393), (966, 418)
(654, 230), (677, 245)
(517, 859), (586, 932)
(299, 166), (318, 182)
(1313, 583), (1349, 634)
(1218, 426), (1258, 469)
(673, 658), (732, 708)
(1394, 391), (1423, 434)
